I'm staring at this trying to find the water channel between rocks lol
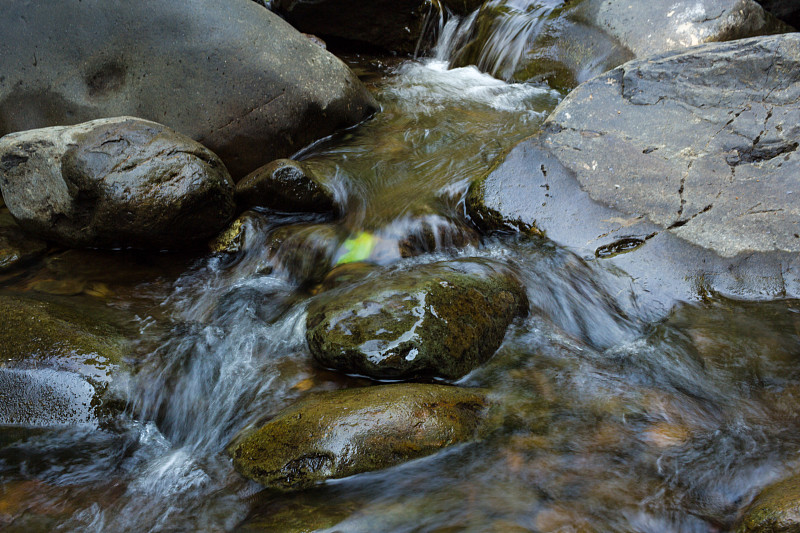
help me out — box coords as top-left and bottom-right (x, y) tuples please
(3, 6), (800, 533)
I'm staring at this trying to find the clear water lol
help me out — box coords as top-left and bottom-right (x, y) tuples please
(2, 8), (800, 533)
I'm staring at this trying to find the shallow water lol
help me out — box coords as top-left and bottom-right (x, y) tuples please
(2, 7), (800, 533)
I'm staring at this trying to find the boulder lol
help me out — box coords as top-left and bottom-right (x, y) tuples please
(227, 384), (489, 490)
(755, 1), (800, 28)
(0, 0), (377, 178)
(235, 159), (336, 214)
(0, 117), (235, 250)
(0, 294), (128, 427)
(271, 0), (439, 54)
(466, 33), (800, 305)
(306, 258), (527, 380)
(737, 475), (800, 532)
(451, 0), (789, 89)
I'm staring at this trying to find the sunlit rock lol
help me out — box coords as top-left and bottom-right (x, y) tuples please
(467, 33), (800, 302)
(227, 384), (490, 490)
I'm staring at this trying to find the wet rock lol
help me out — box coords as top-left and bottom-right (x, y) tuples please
(271, 0), (439, 54)
(467, 33), (800, 305)
(235, 159), (336, 214)
(269, 224), (343, 283)
(0, 0), (377, 179)
(0, 212), (46, 272)
(0, 117), (235, 250)
(306, 258), (527, 380)
(737, 475), (800, 532)
(227, 384), (489, 490)
(0, 294), (128, 427)
(451, 0), (788, 89)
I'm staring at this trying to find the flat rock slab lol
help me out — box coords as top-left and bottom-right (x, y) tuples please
(468, 33), (800, 306)
(0, 0), (377, 178)
(227, 384), (489, 490)
(306, 258), (528, 380)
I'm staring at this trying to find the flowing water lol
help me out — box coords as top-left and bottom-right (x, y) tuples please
(3, 4), (800, 532)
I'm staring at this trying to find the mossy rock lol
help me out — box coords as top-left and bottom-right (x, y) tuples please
(306, 257), (527, 380)
(227, 384), (490, 491)
(737, 475), (800, 532)
(0, 294), (128, 426)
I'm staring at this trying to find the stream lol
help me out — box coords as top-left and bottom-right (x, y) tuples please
(2, 3), (800, 532)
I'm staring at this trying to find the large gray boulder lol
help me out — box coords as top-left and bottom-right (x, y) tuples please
(451, 0), (789, 89)
(0, 0), (377, 179)
(467, 33), (800, 306)
(0, 117), (235, 250)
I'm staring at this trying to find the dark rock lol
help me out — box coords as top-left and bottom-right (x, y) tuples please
(737, 475), (800, 532)
(0, 294), (128, 427)
(466, 33), (800, 306)
(451, 0), (788, 89)
(0, 117), (235, 250)
(0, 0), (377, 178)
(227, 384), (489, 490)
(306, 258), (527, 380)
(0, 211), (46, 272)
(235, 159), (336, 214)
(755, 1), (800, 29)
(271, 0), (439, 54)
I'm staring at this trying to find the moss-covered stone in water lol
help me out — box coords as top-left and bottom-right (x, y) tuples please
(737, 475), (800, 532)
(0, 294), (128, 426)
(306, 257), (528, 380)
(227, 384), (489, 491)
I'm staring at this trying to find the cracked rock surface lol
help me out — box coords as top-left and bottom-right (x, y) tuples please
(0, 0), (377, 179)
(0, 117), (236, 250)
(468, 33), (800, 306)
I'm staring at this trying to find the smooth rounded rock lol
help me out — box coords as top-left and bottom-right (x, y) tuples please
(0, 0), (377, 178)
(306, 258), (528, 380)
(0, 117), (235, 250)
(227, 384), (489, 490)
(235, 159), (336, 214)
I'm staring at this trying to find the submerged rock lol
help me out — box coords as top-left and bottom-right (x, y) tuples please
(0, 294), (128, 427)
(467, 33), (800, 304)
(227, 384), (489, 490)
(235, 159), (336, 214)
(737, 475), (800, 532)
(451, 0), (788, 89)
(0, 0), (377, 178)
(306, 258), (527, 380)
(0, 117), (235, 250)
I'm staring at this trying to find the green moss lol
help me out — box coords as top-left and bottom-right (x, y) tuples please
(738, 474), (800, 532)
